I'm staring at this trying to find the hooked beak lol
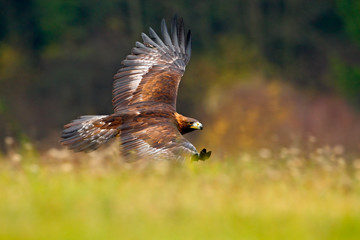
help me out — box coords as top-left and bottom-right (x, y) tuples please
(190, 122), (203, 130)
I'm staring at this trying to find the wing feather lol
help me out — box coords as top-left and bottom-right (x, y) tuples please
(178, 17), (185, 54)
(141, 32), (166, 53)
(149, 27), (167, 49)
(185, 30), (192, 63)
(113, 17), (191, 112)
(171, 16), (180, 53)
(161, 19), (174, 52)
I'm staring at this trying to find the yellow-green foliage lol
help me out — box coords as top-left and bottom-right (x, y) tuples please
(1, 145), (360, 240)
(197, 80), (360, 156)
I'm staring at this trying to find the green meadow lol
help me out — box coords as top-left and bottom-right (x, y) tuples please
(1, 145), (360, 240)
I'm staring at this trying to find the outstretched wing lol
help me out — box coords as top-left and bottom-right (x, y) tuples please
(120, 121), (198, 162)
(112, 16), (191, 112)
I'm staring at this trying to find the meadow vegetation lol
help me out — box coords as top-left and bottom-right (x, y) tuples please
(1, 141), (360, 240)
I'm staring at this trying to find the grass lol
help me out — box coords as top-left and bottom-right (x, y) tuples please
(1, 145), (360, 240)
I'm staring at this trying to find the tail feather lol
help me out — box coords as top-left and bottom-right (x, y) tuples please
(61, 115), (119, 152)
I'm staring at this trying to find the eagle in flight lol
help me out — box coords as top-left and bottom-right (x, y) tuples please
(61, 17), (211, 162)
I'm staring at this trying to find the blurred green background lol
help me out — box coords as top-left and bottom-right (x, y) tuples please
(1, 0), (360, 155)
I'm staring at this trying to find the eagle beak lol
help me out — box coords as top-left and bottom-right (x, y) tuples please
(191, 122), (203, 130)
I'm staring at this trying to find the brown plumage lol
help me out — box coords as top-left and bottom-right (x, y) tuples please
(61, 17), (211, 161)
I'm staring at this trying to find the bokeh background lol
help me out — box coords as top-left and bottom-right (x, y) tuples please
(1, 0), (360, 156)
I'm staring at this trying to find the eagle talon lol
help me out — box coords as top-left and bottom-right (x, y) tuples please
(192, 148), (212, 161)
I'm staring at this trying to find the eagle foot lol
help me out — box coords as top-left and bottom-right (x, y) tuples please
(192, 148), (212, 161)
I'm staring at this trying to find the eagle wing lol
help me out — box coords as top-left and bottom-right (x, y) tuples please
(120, 120), (198, 161)
(112, 17), (191, 112)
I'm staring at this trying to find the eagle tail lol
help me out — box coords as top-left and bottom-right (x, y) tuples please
(61, 115), (119, 152)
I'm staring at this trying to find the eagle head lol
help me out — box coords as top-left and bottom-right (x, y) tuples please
(189, 120), (203, 130)
(181, 118), (203, 134)
(175, 113), (203, 134)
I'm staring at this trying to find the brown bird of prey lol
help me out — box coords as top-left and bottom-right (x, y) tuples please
(61, 17), (211, 162)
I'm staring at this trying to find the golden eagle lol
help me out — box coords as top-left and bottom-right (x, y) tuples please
(61, 17), (211, 161)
